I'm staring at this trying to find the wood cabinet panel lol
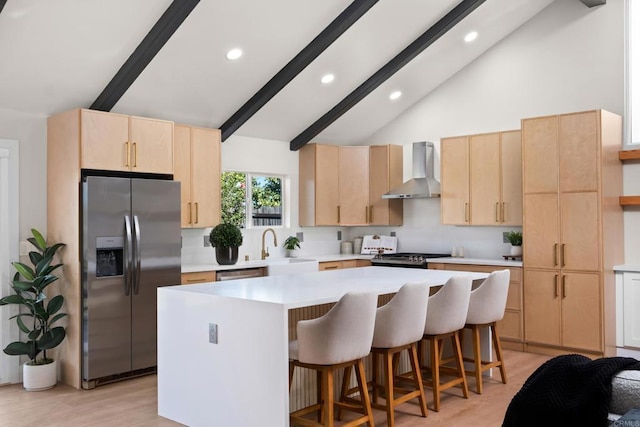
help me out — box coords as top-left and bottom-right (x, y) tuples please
(524, 269), (561, 346)
(369, 145), (403, 226)
(501, 130), (523, 225)
(129, 116), (173, 174)
(559, 111), (599, 192)
(470, 133), (501, 224)
(80, 109), (130, 171)
(560, 192), (600, 271)
(181, 271), (216, 285)
(318, 261), (342, 271)
(173, 125), (192, 227)
(561, 272), (601, 352)
(441, 136), (469, 225)
(522, 115), (558, 194)
(499, 310), (522, 341)
(523, 193), (559, 269)
(315, 145), (340, 226)
(338, 146), (369, 225)
(191, 127), (221, 228)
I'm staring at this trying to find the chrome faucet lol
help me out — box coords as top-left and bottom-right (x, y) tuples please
(261, 228), (278, 260)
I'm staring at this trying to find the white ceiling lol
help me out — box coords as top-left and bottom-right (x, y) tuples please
(0, 0), (555, 146)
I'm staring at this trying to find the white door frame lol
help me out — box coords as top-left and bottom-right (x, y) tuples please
(0, 138), (19, 384)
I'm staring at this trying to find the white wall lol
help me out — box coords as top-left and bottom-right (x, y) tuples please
(364, 0), (638, 261)
(181, 134), (347, 264)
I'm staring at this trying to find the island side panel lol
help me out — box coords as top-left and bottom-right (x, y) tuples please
(158, 287), (289, 426)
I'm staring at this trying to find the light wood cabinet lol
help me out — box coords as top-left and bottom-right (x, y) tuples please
(300, 144), (401, 226)
(369, 145), (403, 226)
(429, 263), (523, 350)
(81, 109), (173, 174)
(522, 110), (623, 357)
(181, 271), (216, 284)
(318, 259), (371, 271)
(441, 130), (522, 226)
(174, 125), (221, 228)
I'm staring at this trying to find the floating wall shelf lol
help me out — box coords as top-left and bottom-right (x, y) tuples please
(619, 150), (640, 206)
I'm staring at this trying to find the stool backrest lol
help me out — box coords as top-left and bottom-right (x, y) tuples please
(372, 282), (430, 349)
(466, 269), (510, 325)
(297, 291), (377, 365)
(424, 276), (472, 335)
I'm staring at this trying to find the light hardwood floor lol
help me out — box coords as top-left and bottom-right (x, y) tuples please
(0, 350), (551, 427)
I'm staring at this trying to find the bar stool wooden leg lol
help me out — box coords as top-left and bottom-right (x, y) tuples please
(289, 362), (295, 391)
(408, 342), (429, 418)
(323, 368), (334, 427)
(471, 324), (483, 394)
(318, 370), (325, 423)
(431, 337), (441, 412)
(383, 351), (395, 427)
(372, 352), (380, 405)
(491, 322), (507, 384)
(452, 331), (469, 399)
(355, 359), (374, 427)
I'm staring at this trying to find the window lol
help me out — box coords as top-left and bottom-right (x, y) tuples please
(628, 0), (640, 145)
(221, 172), (283, 228)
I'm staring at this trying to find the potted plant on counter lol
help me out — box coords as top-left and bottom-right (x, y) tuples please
(209, 223), (243, 265)
(283, 236), (301, 258)
(506, 230), (523, 256)
(0, 229), (67, 391)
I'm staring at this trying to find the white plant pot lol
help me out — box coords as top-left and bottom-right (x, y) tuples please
(23, 360), (57, 391)
(285, 249), (298, 258)
(510, 245), (523, 256)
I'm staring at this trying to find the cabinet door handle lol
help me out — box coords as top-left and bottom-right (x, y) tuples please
(369, 205), (373, 223)
(188, 202), (192, 224)
(324, 265), (339, 270)
(501, 202), (505, 223)
(186, 278), (208, 283)
(337, 206), (340, 223)
(554, 243), (558, 267)
(125, 142), (130, 167)
(195, 202), (199, 224)
(561, 244), (566, 267)
(562, 275), (567, 298)
(495, 202), (500, 223)
(132, 142), (137, 167)
(464, 202), (469, 223)
(554, 274), (559, 298)
(365, 206), (369, 223)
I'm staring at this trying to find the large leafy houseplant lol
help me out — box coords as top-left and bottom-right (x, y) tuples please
(0, 229), (67, 365)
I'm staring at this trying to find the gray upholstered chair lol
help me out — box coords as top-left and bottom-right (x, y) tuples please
(340, 282), (430, 427)
(420, 275), (472, 412)
(288, 291), (377, 427)
(463, 269), (510, 394)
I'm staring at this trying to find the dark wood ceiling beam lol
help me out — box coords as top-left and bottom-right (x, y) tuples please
(220, 0), (379, 142)
(290, 0), (486, 151)
(90, 0), (200, 111)
(0, 0), (7, 15)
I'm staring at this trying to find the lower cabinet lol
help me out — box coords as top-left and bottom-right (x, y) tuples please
(318, 260), (372, 271)
(429, 263), (524, 350)
(622, 272), (640, 349)
(181, 271), (216, 284)
(524, 270), (601, 353)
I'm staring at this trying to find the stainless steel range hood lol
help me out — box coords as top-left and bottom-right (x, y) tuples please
(382, 141), (440, 199)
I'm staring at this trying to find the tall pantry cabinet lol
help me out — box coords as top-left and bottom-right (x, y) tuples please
(522, 110), (623, 357)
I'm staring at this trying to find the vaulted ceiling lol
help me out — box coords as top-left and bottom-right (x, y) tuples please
(0, 0), (562, 148)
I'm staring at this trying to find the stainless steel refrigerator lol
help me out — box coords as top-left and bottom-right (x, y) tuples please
(81, 176), (180, 389)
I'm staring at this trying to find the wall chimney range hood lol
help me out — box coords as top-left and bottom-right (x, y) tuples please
(382, 141), (440, 199)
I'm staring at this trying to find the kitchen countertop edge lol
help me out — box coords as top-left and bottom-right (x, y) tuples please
(428, 257), (523, 268)
(182, 254), (375, 273)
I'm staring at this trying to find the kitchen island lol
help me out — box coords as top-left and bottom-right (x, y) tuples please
(157, 266), (488, 427)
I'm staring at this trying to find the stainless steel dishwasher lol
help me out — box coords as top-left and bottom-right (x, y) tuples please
(215, 267), (265, 281)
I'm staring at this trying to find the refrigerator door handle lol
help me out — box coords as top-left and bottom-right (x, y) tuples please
(133, 215), (142, 295)
(124, 215), (133, 296)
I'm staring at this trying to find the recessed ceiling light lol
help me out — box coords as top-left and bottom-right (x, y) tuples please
(464, 31), (478, 43)
(226, 48), (243, 60)
(389, 91), (402, 101)
(321, 74), (335, 84)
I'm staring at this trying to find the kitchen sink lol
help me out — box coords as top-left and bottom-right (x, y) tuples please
(266, 258), (319, 276)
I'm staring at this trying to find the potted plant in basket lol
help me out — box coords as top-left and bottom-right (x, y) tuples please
(209, 223), (243, 265)
(506, 230), (523, 256)
(0, 229), (66, 391)
(283, 236), (301, 258)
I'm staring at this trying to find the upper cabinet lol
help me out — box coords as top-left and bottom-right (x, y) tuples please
(174, 125), (221, 228)
(81, 109), (173, 174)
(441, 130), (522, 226)
(299, 143), (402, 227)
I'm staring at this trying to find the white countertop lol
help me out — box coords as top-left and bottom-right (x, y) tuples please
(428, 257), (523, 267)
(614, 265), (640, 273)
(182, 254), (374, 273)
(165, 266), (488, 309)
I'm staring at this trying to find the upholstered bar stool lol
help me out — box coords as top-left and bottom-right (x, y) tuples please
(463, 269), (510, 394)
(339, 282), (430, 427)
(289, 291), (377, 427)
(420, 276), (472, 412)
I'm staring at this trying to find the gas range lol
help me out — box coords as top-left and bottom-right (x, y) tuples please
(370, 252), (451, 269)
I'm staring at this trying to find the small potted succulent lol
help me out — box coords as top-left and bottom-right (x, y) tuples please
(209, 223), (243, 265)
(506, 230), (523, 256)
(283, 236), (301, 258)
